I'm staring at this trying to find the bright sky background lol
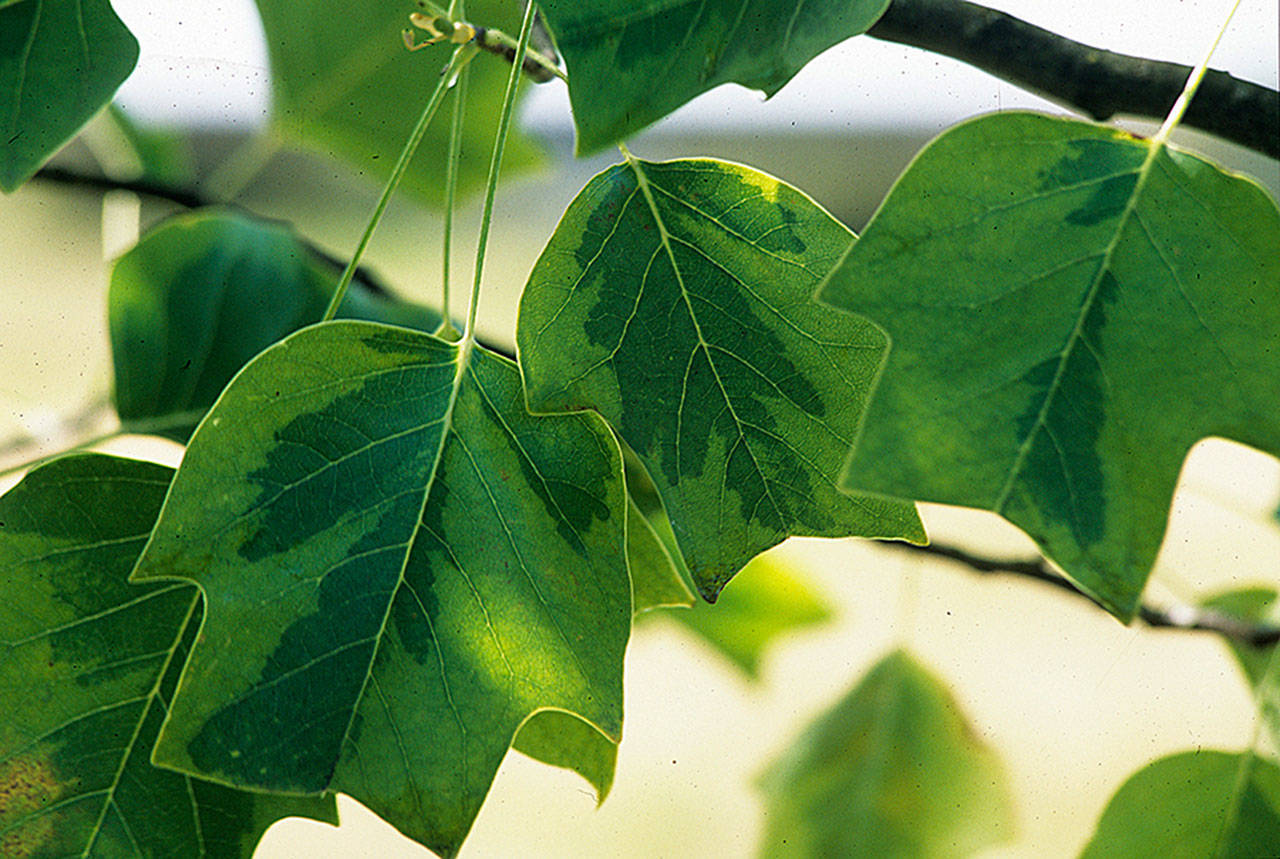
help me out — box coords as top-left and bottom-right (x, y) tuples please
(112, 0), (1279, 136)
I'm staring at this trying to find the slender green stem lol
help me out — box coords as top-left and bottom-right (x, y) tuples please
(462, 0), (537, 343)
(439, 55), (470, 338)
(323, 43), (474, 323)
(0, 408), (211, 480)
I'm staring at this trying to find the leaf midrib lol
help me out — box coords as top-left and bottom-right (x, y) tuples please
(993, 138), (1162, 514)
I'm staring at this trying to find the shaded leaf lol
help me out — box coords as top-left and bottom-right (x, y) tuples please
(0, 0), (138, 191)
(1081, 750), (1280, 859)
(106, 103), (197, 188)
(668, 553), (831, 678)
(538, 0), (890, 152)
(0, 454), (337, 858)
(757, 649), (1015, 858)
(819, 112), (1280, 620)
(512, 710), (617, 803)
(518, 157), (923, 601)
(253, 0), (540, 206)
(131, 322), (631, 857)
(109, 209), (442, 441)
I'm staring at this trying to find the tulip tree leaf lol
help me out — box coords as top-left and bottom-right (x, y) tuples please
(131, 321), (631, 857)
(512, 710), (617, 803)
(1081, 750), (1280, 858)
(109, 209), (442, 442)
(819, 112), (1280, 620)
(757, 649), (1015, 858)
(1200, 588), (1279, 689)
(668, 553), (831, 678)
(537, 0), (890, 152)
(518, 157), (924, 601)
(0, 0), (138, 191)
(621, 443), (697, 613)
(105, 103), (197, 188)
(0, 454), (337, 858)
(253, 0), (540, 205)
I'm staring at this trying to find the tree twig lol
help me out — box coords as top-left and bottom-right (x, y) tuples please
(866, 0), (1279, 159)
(887, 540), (1280, 648)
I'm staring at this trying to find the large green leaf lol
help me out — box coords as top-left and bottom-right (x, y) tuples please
(1081, 750), (1280, 858)
(757, 649), (1015, 858)
(131, 322), (631, 857)
(669, 553), (831, 678)
(0, 0), (138, 191)
(518, 157), (923, 600)
(819, 112), (1280, 620)
(0, 454), (337, 857)
(538, 0), (890, 152)
(253, 0), (540, 205)
(109, 209), (442, 442)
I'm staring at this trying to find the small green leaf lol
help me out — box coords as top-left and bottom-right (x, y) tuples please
(0, 454), (337, 858)
(518, 157), (923, 601)
(669, 553), (830, 678)
(0, 0), (138, 191)
(253, 0), (540, 205)
(131, 322), (631, 857)
(513, 710), (617, 803)
(819, 112), (1280, 620)
(538, 0), (890, 152)
(1081, 751), (1280, 858)
(1201, 588), (1278, 688)
(757, 650), (1015, 858)
(109, 209), (442, 441)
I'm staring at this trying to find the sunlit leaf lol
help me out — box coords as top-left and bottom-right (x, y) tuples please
(757, 649), (1015, 857)
(819, 112), (1280, 620)
(0, 454), (337, 858)
(1081, 750), (1280, 858)
(106, 102), (197, 188)
(668, 553), (831, 678)
(538, 0), (890, 152)
(109, 209), (442, 441)
(519, 157), (923, 601)
(131, 322), (631, 857)
(513, 710), (617, 803)
(622, 443), (696, 613)
(0, 0), (138, 191)
(253, 0), (540, 205)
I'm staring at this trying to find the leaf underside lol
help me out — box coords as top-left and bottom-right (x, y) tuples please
(538, 0), (890, 152)
(131, 321), (631, 857)
(819, 111), (1280, 620)
(518, 157), (923, 601)
(0, 454), (337, 858)
(757, 649), (1016, 858)
(0, 0), (139, 191)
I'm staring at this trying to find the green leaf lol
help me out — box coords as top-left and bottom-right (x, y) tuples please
(1081, 750), (1280, 858)
(512, 710), (617, 803)
(669, 553), (831, 678)
(109, 209), (442, 442)
(0, 454), (337, 858)
(757, 649), (1015, 858)
(538, 0), (890, 152)
(1201, 588), (1278, 688)
(106, 103), (197, 188)
(622, 443), (696, 613)
(518, 157), (924, 601)
(818, 112), (1280, 620)
(0, 0), (138, 191)
(253, 0), (540, 206)
(131, 322), (631, 857)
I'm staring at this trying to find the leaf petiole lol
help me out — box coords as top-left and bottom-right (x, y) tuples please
(322, 42), (476, 323)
